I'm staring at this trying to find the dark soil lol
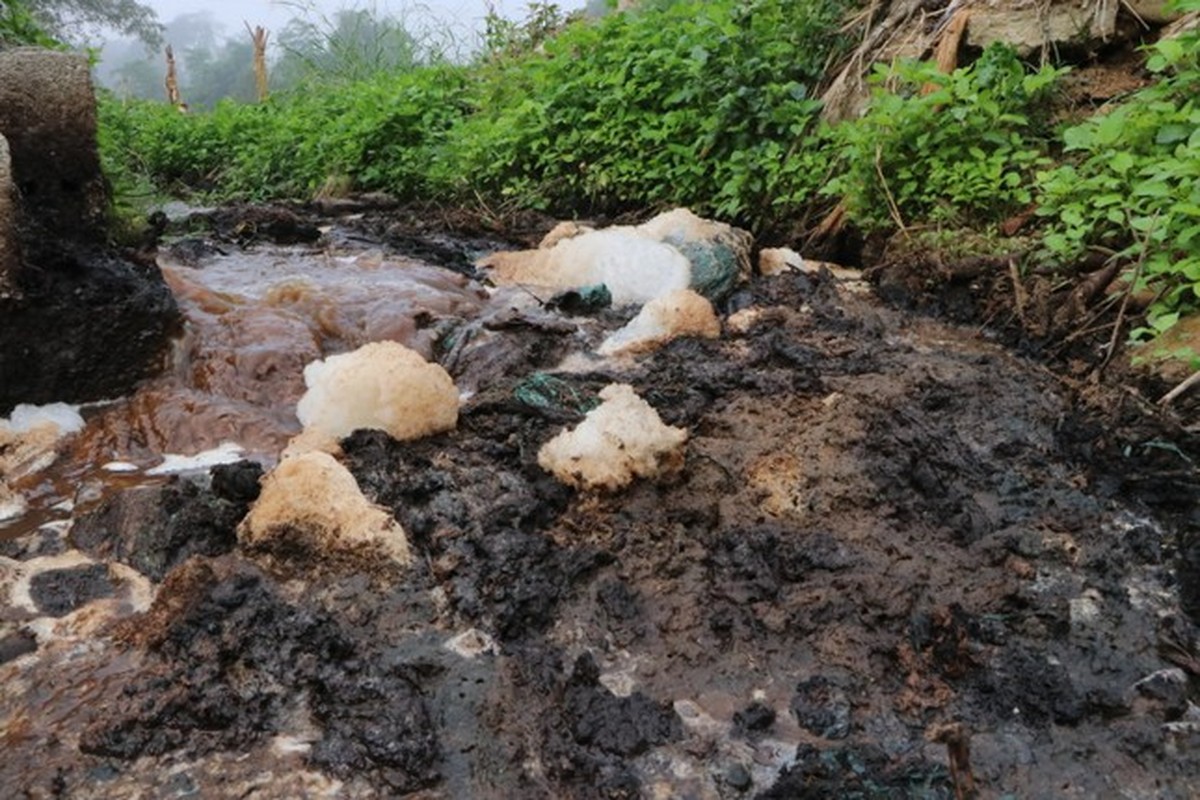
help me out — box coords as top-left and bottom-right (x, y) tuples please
(3, 206), (1200, 798)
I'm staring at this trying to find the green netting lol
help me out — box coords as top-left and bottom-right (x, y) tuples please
(674, 239), (742, 302)
(513, 373), (598, 415)
(546, 283), (613, 316)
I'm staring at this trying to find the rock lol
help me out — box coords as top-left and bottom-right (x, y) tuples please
(239, 451), (411, 569)
(28, 562), (116, 618)
(70, 471), (254, 582)
(1126, 0), (1186, 24)
(598, 289), (720, 356)
(479, 208), (751, 306)
(636, 208), (752, 301)
(965, 0), (1119, 56)
(0, 629), (36, 665)
(296, 341), (459, 443)
(0, 49), (108, 239)
(539, 220), (594, 249)
(759, 247), (862, 283)
(791, 676), (852, 739)
(1128, 668), (1189, 719)
(724, 763), (753, 792)
(0, 404), (85, 524)
(732, 702), (777, 738)
(0, 550), (154, 635)
(538, 383), (687, 491)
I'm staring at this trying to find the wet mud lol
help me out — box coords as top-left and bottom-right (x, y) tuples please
(2, 206), (1199, 798)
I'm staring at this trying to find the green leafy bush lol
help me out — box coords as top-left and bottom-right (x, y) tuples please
(99, 66), (471, 200)
(1037, 13), (1200, 338)
(827, 44), (1062, 231)
(448, 0), (850, 227)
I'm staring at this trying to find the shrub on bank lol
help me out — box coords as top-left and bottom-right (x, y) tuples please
(1037, 11), (1200, 338)
(99, 65), (471, 200)
(99, 0), (853, 229)
(828, 45), (1062, 230)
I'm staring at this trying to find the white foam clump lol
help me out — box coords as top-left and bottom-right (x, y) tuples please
(598, 289), (720, 356)
(296, 341), (458, 443)
(146, 442), (244, 475)
(2, 403), (85, 435)
(538, 383), (687, 492)
(0, 486), (26, 523)
(0, 403), (86, 523)
(482, 230), (691, 307)
(239, 450), (410, 565)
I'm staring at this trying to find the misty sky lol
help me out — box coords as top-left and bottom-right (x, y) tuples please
(140, 0), (585, 42)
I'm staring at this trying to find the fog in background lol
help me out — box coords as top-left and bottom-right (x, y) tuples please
(94, 0), (592, 106)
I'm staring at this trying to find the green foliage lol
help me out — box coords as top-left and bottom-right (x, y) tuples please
(482, 1), (572, 60)
(99, 65), (471, 200)
(827, 45), (1062, 231)
(274, 5), (426, 86)
(1, 0), (62, 47)
(452, 0), (850, 227)
(1037, 16), (1200, 338)
(99, 0), (852, 231)
(20, 0), (160, 45)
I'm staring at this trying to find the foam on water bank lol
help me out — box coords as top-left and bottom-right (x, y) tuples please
(239, 450), (411, 568)
(0, 403), (87, 525)
(2, 403), (85, 436)
(297, 341), (459, 443)
(478, 208), (752, 306)
(598, 289), (720, 356)
(538, 383), (688, 492)
(146, 442), (246, 476)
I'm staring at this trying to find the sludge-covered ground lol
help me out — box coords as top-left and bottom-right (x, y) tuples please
(2, 208), (1200, 798)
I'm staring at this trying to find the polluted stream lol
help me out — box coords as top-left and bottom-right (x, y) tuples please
(1, 204), (1199, 798)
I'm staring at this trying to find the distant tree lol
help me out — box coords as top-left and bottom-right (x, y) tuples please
(183, 38), (256, 107)
(21, 0), (161, 45)
(1, 0), (60, 46)
(108, 53), (161, 98)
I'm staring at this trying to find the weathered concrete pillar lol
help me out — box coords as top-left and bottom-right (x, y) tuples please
(0, 48), (108, 240)
(0, 48), (179, 412)
(0, 135), (17, 297)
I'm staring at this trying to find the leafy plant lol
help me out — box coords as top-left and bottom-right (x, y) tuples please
(453, 0), (850, 230)
(1, 0), (63, 47)
(1037, 4), (1200, 339)
(827, 44), (1063, 231)
(99, 65), (471, 201)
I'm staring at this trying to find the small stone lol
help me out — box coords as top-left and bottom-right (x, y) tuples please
(1128, 668), (1189, 719)
(28, 562), (116, 617)
(733, 702), (776, 737)
(791, 675), (852, 739)
(723, 763), (752, 792)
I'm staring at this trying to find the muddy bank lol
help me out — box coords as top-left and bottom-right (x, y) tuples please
(2, 205), (1199, 798)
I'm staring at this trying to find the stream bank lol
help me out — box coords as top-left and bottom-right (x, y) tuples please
(1, 201), (1199, 798)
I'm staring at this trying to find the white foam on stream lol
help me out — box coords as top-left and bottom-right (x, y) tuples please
(1, 402), (85, 435)
(147, 442), (245, 475)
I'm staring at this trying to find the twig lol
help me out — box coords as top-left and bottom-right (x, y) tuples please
(1009, 258), (1027, 327)
(874, 143), (908, 237)
(926, 722), (976, 800)
(1095, 213), (1156, 377)
(1159, 368), (1200, 407)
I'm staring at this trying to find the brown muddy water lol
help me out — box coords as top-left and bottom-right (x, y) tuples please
(1, 206), (1199, 799)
